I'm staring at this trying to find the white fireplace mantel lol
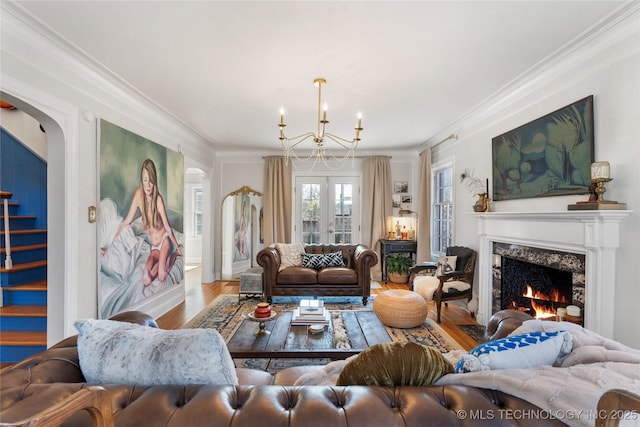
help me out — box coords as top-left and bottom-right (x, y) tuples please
(475, 210), (632, 338)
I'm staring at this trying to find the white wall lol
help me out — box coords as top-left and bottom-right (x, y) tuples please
(1, 3), (216, 344)
(430, 7), (640, 347)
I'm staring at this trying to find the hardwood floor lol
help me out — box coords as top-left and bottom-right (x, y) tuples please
(157, 266), (482, 351)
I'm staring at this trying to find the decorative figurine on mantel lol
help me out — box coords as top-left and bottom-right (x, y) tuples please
(461, 169), (491, 212)
(568, 161), (627, 210)
(473, 193), (490, 212)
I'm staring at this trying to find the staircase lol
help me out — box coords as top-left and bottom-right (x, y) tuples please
(1, 193), (48, 364)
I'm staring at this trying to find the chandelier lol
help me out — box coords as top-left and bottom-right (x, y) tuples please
(278, 78), (363, 168)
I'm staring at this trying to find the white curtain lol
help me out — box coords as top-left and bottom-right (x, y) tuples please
(416, 149), (432, 263)
(361, 156), (393, 281)
(263, 157), (292, 245)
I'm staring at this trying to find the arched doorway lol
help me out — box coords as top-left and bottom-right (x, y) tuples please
(0, 89), (76, 346)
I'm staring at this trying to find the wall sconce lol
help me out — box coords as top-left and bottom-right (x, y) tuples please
(568, 161), (626, 210)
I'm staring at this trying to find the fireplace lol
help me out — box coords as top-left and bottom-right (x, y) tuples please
(492, 243), (584, 326)
(475, 211), (630, 339)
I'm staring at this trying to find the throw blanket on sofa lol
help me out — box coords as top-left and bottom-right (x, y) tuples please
(436, 320), (640, 427)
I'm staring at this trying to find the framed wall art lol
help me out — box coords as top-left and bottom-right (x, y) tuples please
(98, 119), (185, 319)
(492, 95), (594, 201)
(394, 181), (408, 193)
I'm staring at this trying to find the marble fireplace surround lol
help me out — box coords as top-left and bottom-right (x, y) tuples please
(475, 211), (631, 339)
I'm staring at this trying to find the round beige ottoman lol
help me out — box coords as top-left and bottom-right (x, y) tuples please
(373, 289), (428, 328)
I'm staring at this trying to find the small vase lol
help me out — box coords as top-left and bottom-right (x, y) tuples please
(254, 302), (271, 318)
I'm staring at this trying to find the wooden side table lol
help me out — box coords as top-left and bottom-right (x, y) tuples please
(379, 239), (417, 283)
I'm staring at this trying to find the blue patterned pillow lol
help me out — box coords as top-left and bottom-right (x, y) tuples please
(454, 330), (572, 373)
(301, 251), (344, 270)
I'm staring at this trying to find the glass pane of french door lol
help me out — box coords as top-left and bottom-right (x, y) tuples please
(330, 179), (353, 244)
(300, 182), (321, 244)
(296, 176), (359, 244)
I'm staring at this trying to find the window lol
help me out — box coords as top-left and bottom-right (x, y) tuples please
(193, 188), (203, 237)
(432, 164), (453, 255)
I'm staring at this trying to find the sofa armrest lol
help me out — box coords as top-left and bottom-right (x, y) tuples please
(257, 247), (281, 293)
(353, 245), (378, 286)
(1, 386), (114, 427)
(596, 389), (640, 427)
(483, 309), (533, 342)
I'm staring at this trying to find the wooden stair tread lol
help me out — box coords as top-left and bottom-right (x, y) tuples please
(3, 280), (47, 291)
(0, 243), (47, 254)
(0, 305), (47, 316)
(0, 330), (46, 346)
(2, 215), (37, 220)
(0, 229), (47, 235)
(0, 260), (47, 272)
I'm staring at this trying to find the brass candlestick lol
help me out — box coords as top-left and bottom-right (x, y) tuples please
(592, 177), (613, 203)
(568, 162), (626, 210)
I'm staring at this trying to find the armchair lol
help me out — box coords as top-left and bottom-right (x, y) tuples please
(409, 246), (476, 323)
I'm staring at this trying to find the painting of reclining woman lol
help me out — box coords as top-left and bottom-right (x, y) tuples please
(98, 120), (185, 318)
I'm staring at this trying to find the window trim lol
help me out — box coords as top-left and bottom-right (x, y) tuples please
(430, 158), (454, 258)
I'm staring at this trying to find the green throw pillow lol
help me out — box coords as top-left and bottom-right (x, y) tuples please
(336, 341), (453, 386)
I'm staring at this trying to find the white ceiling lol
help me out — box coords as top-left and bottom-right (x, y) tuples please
(16, 1), (627, 152)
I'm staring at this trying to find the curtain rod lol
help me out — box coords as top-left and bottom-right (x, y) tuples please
(261, 155), (392, 159)
(430, 134), (458, 149)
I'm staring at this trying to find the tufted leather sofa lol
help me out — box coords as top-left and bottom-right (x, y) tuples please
(257, 244), (378, 305)
(1, 310), (573, 427)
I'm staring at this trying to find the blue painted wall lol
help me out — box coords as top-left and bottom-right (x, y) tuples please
(0, 128), (47, 228)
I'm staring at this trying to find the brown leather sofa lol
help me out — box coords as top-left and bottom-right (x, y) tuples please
(0, 309), (575, 427)
(257, 244), (378, 305)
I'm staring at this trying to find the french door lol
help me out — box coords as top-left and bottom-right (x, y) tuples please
(295, 176), (359, 245)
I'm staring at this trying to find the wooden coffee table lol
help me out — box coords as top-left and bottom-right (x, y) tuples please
(227, 310), (391, 360)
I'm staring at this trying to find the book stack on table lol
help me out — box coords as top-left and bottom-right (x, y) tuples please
(291, 299), (330, 325)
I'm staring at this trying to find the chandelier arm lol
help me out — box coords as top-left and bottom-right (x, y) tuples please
(324, 133), (360, 149)
(280, 133), (317, 148)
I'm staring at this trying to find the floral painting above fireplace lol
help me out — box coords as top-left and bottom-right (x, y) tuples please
(492, 95), (594, 201)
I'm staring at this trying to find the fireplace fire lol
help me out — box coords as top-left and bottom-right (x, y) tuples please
(499, 256), (577, 323)
(520, 285), (571, 319)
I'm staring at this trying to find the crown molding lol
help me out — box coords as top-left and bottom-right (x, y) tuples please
(1, 2), (216, 153)
(422, 1), (640, 154)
